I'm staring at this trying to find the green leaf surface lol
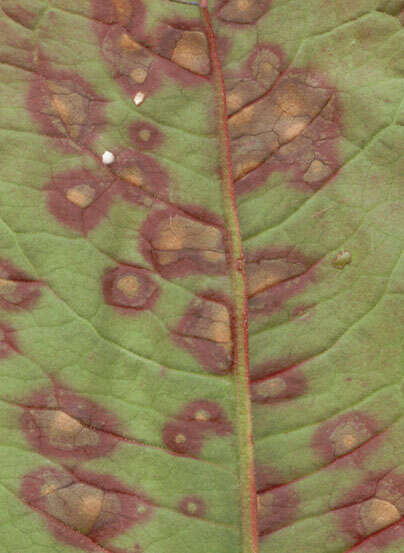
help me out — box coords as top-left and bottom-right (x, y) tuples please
(0, 1), (403, 553)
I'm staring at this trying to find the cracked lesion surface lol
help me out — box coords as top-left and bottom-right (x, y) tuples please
(28, 70), (105, 151)
(21, 467), (151, 545)
(142, 211), (226, 278)
(226, 48), (281, 116)
(229, 72), (336, 183)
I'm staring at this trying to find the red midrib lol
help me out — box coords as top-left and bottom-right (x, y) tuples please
(201, 3), (259, 553)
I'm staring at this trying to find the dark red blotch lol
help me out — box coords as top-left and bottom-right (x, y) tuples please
(0, 259), (41, 311)
(20, 379), (120, 460)
(20, 466), (152, 550)
(102, 264), (159, 314)
(162, 400), (232, 457)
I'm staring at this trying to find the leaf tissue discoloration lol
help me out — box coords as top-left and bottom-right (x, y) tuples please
(174, 295), (233, 374)
(142, 210), (226, 278)
(102, 265), (159, 313)
(21, 382), (120, 460)
(28, 66), (106, 152)
(20, 467), (152, 549)
(162, 400), (232, 456)
(0, 260), (41, 311)
(2, 0), (403, 552)
(219, 0), (271, 24)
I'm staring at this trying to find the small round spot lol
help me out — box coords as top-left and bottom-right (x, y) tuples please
(102, 150), (115, 165)
(134, 92), (145, 106)
(179, 496), (205, 518)
(175, 433), (187, 444)
(194, 409), (211, 422)
(102, 266), (159, 312)
(116, 275), (139, 298)
(139, 129), (151, 142)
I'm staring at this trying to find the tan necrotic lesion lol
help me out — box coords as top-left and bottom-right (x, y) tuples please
(229, 74), (332, 181)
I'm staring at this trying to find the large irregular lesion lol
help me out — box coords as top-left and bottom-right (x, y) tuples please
(226, 48), (281, 116)
(229, 72), (333, 181)
(245, 248), (314, 317)
(338, 470), (404, 540)
(30, 72), (105, 150)
(21, 468), (151, 544)
(102, 29), (155, 90)
(21, 383), (119, 459)
(142, 211), (226, 278)
(158, 28), (211, 76)
(174, 297), (233, 374)
(28, 410), (101, 450)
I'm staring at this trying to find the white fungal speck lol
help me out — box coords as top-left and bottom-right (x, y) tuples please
(102, 150), (115, 165)
(133, 92), (145, 106)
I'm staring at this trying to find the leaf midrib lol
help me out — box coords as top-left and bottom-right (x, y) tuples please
(201, 4), (259, 553)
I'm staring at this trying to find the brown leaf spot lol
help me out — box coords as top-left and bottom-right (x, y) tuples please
(252, 369), (306, 403)
(174, 296), (232, 374)
(99, 26), (156, 98)
(113, 0), (132, 26)
(258, 486), (298, 535)
(28, 67), (105, 152)
(102, 265), (159, 313)
(231, 70), (341, 193)
(46, 169), (114, 234)
(360, 499), (400, 535)
(162, 421), (203, 456)
(171, 31), (210, 75)
(179, 496), (205, 517)
(330, 421), (372, 457)
(21, 468), (152, 548)
(21, 382), (119, 460)
(112, 149), (169, 200)
(246, 248), (315, 317)
(0, 324), (18, 359)
(142, 210), (226, 278)
(163, 400), (232, 457)
(219, 0), (271, 24)
(337, 472), (404, 544)
(225, 47), (281, 116)
(130, 122), (163, 152)
(65, 184), (96, 208)
(0, 260), (41, 311)
(312, 412), (378, 463)
(303, 159), (332, 184)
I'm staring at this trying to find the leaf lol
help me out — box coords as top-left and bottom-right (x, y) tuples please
(0, 1), (403, 553)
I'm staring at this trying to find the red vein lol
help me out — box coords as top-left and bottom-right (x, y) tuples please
(201, 4), (259, 553)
